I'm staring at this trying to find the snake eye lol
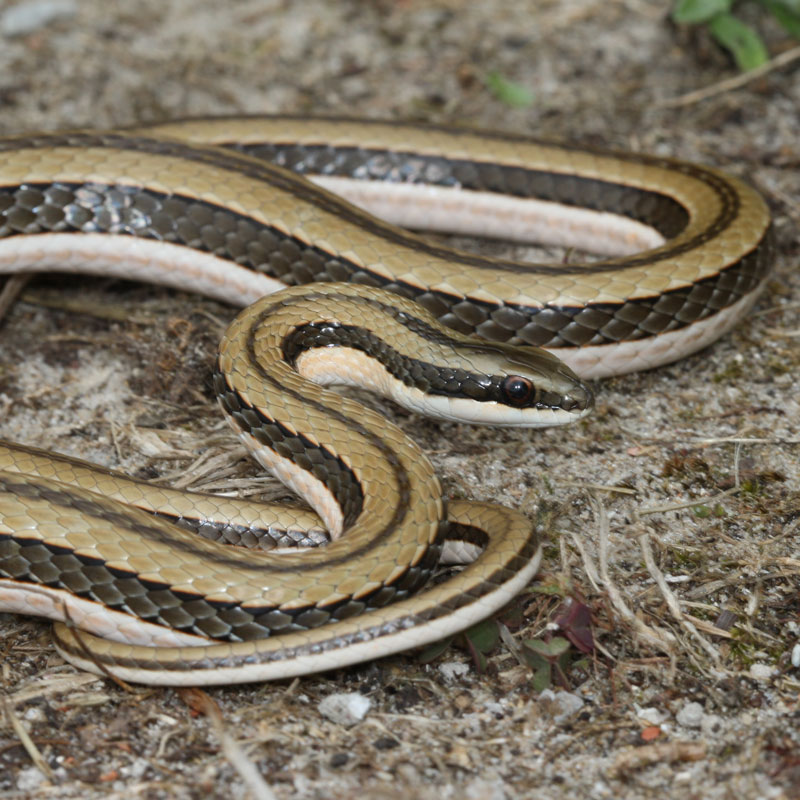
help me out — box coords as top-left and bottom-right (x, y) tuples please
(501, 375), (535, 407)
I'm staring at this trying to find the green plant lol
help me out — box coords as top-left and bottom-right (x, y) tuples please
(419, 596), (595, 689)
(520, 597), (594, 691)
(483, 71), (534, 108)
(672, 0), (800, 69)
(418, 616), (503, 672)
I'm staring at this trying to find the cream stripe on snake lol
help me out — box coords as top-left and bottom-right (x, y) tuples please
(0, 117), (772, 685)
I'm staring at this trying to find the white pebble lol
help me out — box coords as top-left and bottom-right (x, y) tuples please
(749, 663), (775, 681)
(318, 692), (371, 726)
(124, 759), (149, 780)
(1, 0), (77, 37)
(464, 776), (507, 800)
(636, 706), (669, 726)
(676, 701), (704, 728)
(590, 780), (612, 798)
(700, 713), (724, 736)
(16, 767), (47, 792)
(438, 661), (470, 681)
(791, 643), (800, 668)
(22, 706), (47, 723)
(539, 689), (584, 724)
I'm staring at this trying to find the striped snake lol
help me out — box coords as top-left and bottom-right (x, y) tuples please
(0, 117), (772, 685)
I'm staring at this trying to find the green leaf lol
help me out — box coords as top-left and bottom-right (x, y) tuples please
(759, 0), (800, 38)
(522, 636), (571, 659)
(417, 635), (454, 664)
(523, 650), (553, 691)
(497, 604), (524, 629)
(465, 619), (500, 653)
(484, 71), (534, 108)
(766, 0), (800, 13)
(531, 581), (567, 597)
(468, 646), (488, 674)
(709, 13), (770, 70)
(672, 0), (731, 24)
(554, 648), (574, 688)
(572, 656), (591, 672)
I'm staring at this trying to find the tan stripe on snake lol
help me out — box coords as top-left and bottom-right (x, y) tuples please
(0, 117), (772, 685)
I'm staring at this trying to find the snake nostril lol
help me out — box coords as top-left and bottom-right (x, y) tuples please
(560, 382), (593, 413)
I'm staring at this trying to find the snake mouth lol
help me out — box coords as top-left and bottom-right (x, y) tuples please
(549, 356), (594, 415)
(558, 375), (594, 415)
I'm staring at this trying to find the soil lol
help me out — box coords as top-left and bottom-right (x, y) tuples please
(0, 1), (797, 798)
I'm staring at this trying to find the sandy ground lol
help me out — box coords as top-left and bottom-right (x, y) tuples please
(0, 1), (797, 798)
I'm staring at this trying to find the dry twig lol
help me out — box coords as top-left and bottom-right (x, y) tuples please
(1, 690), (55, 783)
(179, 688), (277, 800)
(592, 497), (679, 660)
(639, 531), (720, 665)
(658, 44), (800, 107)
(0, 275), (31, 323)
(608, 741), (707, 778)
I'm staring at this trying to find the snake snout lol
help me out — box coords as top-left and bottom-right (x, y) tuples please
(542, 355), (594, 415)
(501, 345), (592, 407)
(558, 372), (594, 415)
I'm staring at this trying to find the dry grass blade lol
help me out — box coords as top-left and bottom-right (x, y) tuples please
(6, 674), (101, 706)
(0, 693), (55, 783)
(683, 613), (734, 639)
(658, 44), (800, 107)
(569, 530), (601, 592)
(19, 287), (156, 324)
(639, 531), (720, 665)
(592, 497), (678, 660)
(0, 275), (31, 322)
(607, 741), (708, 778)
(557, 482), (637, 495)
(638, 485), (739, 515)
(178, 688), (277, 800)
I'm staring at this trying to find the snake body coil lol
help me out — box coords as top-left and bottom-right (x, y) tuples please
(0, 118), (772, 685)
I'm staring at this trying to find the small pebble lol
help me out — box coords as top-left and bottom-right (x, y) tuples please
(464, 776), (507, 800)
(591, 780), (612, 798)
(539, 689), (584, 724)
(676, 701), (704, 728)
(438, 661), (470, 681)
(483, 701), (505, 717)
(22, 706), (46, 723)
(636, 706), (669, 726)
(16, 767), (47, 792)
(700, 713), (724, 736)
(749, 663), (775, 682)
(318, 692), (371, 726)
(124, 759), (149, 780)
(1, 0), (77, 36)
(791, 643), (800, 668)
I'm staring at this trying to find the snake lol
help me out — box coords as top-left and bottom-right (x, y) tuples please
(0, 117), (772, 686)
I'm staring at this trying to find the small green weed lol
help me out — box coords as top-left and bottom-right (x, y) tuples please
(672, 0), (800, 69)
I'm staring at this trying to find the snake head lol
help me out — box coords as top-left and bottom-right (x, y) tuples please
(442, 341), (594, 427)
(380, 336), (594, 428)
